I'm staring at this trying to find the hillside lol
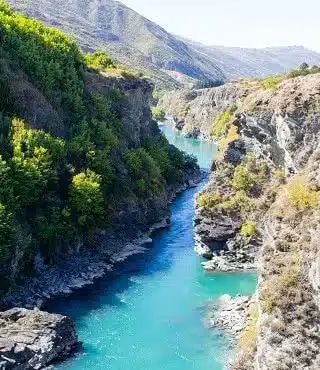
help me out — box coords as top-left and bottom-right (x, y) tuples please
(0, 1), (200, 307)
(159, 65), (320, 139)
(8, 0), (320, 88)
(175, 71), (320, 368)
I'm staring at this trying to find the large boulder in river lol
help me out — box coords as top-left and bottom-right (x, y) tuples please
(0, 308), (78, 369)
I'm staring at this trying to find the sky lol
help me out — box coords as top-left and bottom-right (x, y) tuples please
(121, 0), (320, 52)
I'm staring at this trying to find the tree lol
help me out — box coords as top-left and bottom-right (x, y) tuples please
(70, 170), (104, 229)
(299, 62), (309, 71)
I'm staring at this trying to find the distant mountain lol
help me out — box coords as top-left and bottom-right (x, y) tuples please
(9, 0), (320, 88)
(181, 39), (320, 80)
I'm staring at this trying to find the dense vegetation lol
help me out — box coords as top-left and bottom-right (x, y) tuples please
(0, 2), (195, 295)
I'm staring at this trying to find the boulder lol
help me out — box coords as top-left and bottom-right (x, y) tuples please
(0, 308), (78, 369)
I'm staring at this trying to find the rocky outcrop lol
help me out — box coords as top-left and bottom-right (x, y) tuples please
(159, 83), (244, 138)
(207, 295), (253, 338)
(0, 308), (78, 369)
(190, 73), (320, 368)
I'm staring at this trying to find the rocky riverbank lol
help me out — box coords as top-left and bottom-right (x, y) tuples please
(183, 72), (320, 368)
(0, 308), (78, 369)
(207, 295), (253, 338)
(2, 167), (202, 310)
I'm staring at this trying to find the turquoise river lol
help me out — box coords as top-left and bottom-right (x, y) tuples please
(49, 123), (257, 370)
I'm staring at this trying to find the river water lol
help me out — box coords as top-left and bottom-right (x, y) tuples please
(50, 123), (257, 370)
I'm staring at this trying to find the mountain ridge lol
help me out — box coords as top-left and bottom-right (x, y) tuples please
(8, 0), (320, 88)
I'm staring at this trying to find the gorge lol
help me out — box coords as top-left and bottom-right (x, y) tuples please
(1, 1), (320, 369)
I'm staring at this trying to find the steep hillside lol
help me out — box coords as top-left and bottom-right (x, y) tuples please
(159, 65), (320, 140)
(8, 0), (320, 88)
(0, 2), (200, 306)
(190, 72), (320, 368)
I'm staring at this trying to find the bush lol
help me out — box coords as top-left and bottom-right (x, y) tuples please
(10, 119), (64, 208)
(217, 124), (240, 160)
(0, 201), (15, 294)
(197, 192), (222, 208)
(152, 107), (166, 122)
(288, 65), (320, 78)
(240, 220), (257, 237)
(144, 135), (185, 184)
(221, 190), (253, 213)
(232, 154), (266, 193)
(239, 304), (258, 350)
(262, 76), (283, 90)
(273, 168), (286, 184)
(0, 202), (15, 265)
(0, 2), (85, 116)
(287, 177), (319, 209)
(211, 105), (237, 138)
(84, 51), (115, 70)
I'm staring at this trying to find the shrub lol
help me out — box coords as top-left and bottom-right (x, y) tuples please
(240, 220), (257, 237)
(221, 191), (253, 213)
(0, 202), (15, 265)
(152, 107), (166, 122)
(287, 65), (320, 78)
(232, 154), (266, 193)
(211, 105), (237, 138)
(273, 168), (286, 184)
(10, 119), (64, 208)
(0, 2), (85, 116)
(70, 170), (104, 229)
(144, 135), (185, 184)
(197, 192), (222, 208)
(262, 76), (283, 90)
(0, 201), (15, 294)
(287, 177), (319, 209)
(125, 148), (162, 195)
(84, 51), (115, 70)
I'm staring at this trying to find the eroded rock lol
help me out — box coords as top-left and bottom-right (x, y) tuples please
(0, 308), (78, 369)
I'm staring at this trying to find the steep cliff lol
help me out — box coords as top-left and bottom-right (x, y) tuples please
(159, 67), (320, 141)
(0, 3), (201, 308)
(190, 72), (320, 368)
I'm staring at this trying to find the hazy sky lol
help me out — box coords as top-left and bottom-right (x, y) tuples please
(122, 0), (320, 52)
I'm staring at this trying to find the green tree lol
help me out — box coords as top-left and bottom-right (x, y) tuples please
(70, 170), (104, 229)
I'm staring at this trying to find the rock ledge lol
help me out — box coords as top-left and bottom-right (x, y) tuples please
(0, 308), (78, 369)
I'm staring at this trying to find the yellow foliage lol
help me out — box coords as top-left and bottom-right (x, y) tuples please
(240, 220), (257, 237)
(197, 191), (222, 208)
(217, 124), (240, 160)
(211, 105), (237, 138)
(262, 76), (283, 90)
(287, 177), (319, 209)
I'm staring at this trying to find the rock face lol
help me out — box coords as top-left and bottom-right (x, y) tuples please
(0, 308), (78, 369)
(187, 73), (320, 369)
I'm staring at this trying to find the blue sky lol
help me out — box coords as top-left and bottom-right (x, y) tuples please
(122, 0), (320, 52)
